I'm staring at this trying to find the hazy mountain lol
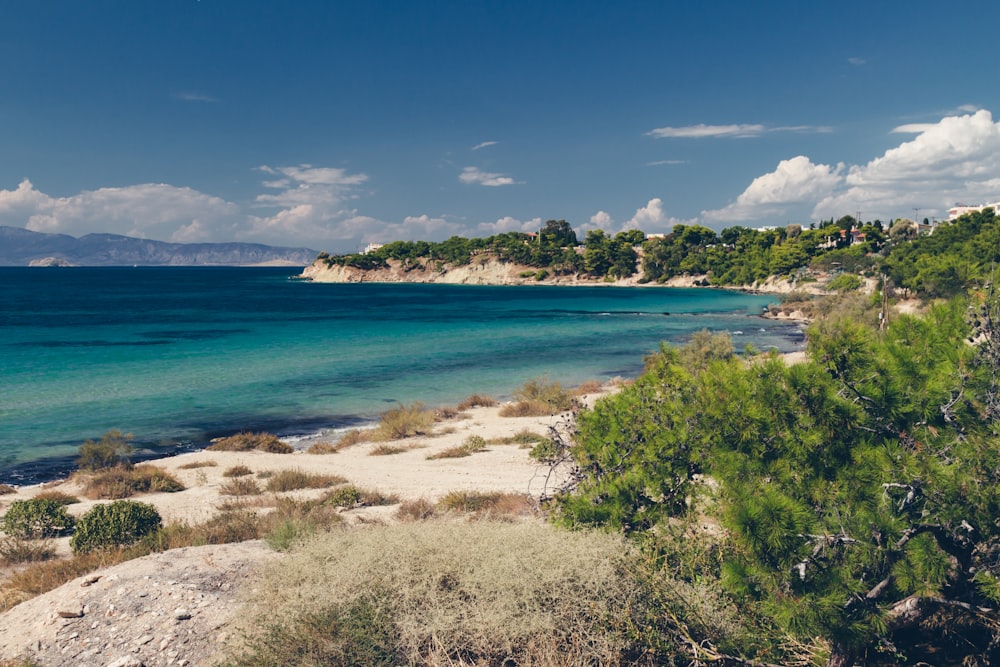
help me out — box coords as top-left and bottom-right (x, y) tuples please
(0, 227), (319, 267)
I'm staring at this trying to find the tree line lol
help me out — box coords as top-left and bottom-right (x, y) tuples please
(319, 209), (1000, 297)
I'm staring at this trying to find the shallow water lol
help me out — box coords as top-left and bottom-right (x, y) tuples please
(0, 267), (801, 483)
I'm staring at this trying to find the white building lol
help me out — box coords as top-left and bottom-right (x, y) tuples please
(948, 202), (1000, 220)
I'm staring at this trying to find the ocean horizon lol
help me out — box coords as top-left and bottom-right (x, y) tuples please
(0, 267), (803, 485)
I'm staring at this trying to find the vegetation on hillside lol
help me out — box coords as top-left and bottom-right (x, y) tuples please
(319, 208), (1000, 297)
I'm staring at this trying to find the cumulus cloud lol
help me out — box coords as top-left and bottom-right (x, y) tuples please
(459, 166), (517, 187)
(477, 216), (543, 235)
(703, 156), (845, 223)
(579, 199), (692, 235)
(813, 109), (1000, 220)
(0, 179), (240, 240)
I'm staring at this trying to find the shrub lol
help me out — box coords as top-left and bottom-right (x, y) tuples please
(437, 491), (533, 518)
(219, 477), (262, 496)
(76, 429), (133, 471)
(0, 484), (15, 495)
(226, 522), (653, 666)
(322, 485), (397, 509)
(1, 498), (76, 539)
(223, 464), (253, 478)
(264, 469), (347, 493)
(394, 498), (436, 522)
(70, 500), (162, 554)
(305, 441), (338, 454)
(498, 377), (575, 417)
(372, 403), (435, 440)
(427, 435), (487, 459)
(32, 490), (80, 505)
(826, 272), (864, 292)
(573, 379), (604, 396)
(336, 429), (373, 449)
(206, 432), (293, 453)
(82, 465), (185, 499)
(456, 394), (498, 410)
(528, 438), (561, 462)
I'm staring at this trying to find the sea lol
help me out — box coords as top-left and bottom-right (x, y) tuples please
(0, 267), (804, 485)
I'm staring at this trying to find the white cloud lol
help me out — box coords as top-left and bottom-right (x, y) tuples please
(814, 109), (1000, 220)
(477, 216), (543, 234)
(703, 156), (845, 223)
(848, 57), (866, 66)
(625, 198), (666, 229)
(459, 166), (517, 187)
(647, 159), (686, 166)
(580, 200), (691, 235)
(647, 123), (832, 139)
(648, 123), (767, 139)
(0, 179), (239, 240)
(589, 210), (613, 228)
(173, 91), (216, 102)
(472, 141), (498, 151)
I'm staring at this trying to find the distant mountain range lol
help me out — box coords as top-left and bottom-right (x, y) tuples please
(0, 226), (320, 267)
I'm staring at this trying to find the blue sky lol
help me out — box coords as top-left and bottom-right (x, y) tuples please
(2, 1), (999, 252)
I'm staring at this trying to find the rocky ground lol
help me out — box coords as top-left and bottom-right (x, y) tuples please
(0, 541), (278, 667)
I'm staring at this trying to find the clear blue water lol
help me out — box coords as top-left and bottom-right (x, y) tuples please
(0, 267), (801, 484)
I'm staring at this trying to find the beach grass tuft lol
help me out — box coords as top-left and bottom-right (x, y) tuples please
(394, 498), (436, 522)
(219, 477), (263, 496)
(368, 443), (415, 456)
(498, 377), (576, 417)
(81, 465), (185, 500)
(321, 485), (398, 509)
(426, 435), (488, 460)
(0, 484), (16, 495)
(264, 469), (347, 493)
(305, 441), (338, 454)
(372, 403), (435, 441)
(336, 428), (373, 449)
(488, 429), (549, 448)
(222, 465), (253, 478)
(0, 536), (57, 566)
(32, 490), (80, 505)
(206, 432), (293, 454)
(177, 460), (218, 469)
(457, 393), (498, 410)
(437, 490), (534, 519)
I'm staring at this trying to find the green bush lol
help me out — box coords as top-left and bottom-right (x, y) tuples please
(1, 498), (76, 539)
(826, 272), (863, 291)
(76, 429), (133, 471)
(70, 500), (162, 554)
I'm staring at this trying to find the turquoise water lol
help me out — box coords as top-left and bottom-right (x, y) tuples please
(0, 267), (801, 483)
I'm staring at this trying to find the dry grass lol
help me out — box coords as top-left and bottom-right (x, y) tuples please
(305, 441), (338, 454)
(264, 469), (347, 493)
(206, 432), (294, 454)
(226, 521), (648, 666)
(573, 379), (604, 396)
(372, 403), (435, 441)
(437, 490), (535, 519)
(488, 428), (549, 448)
(31, 490), (80, 505)
(368, 443), (414, 456)
(433, 405), (465, 421)
(219, 477), (263, 496)
(0, 484), (16, 495)
(222, 464), (253, 478)
(457, 393), (498, 410)
(336, 428), (373, 449)
(426, 435), (487, 460)
(177, 460), (218, 469)
(394, 498), (436, 522)
(0, 536), (57, 566)
(499, 377), (577, 417)
(80, 465), (185, 500)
